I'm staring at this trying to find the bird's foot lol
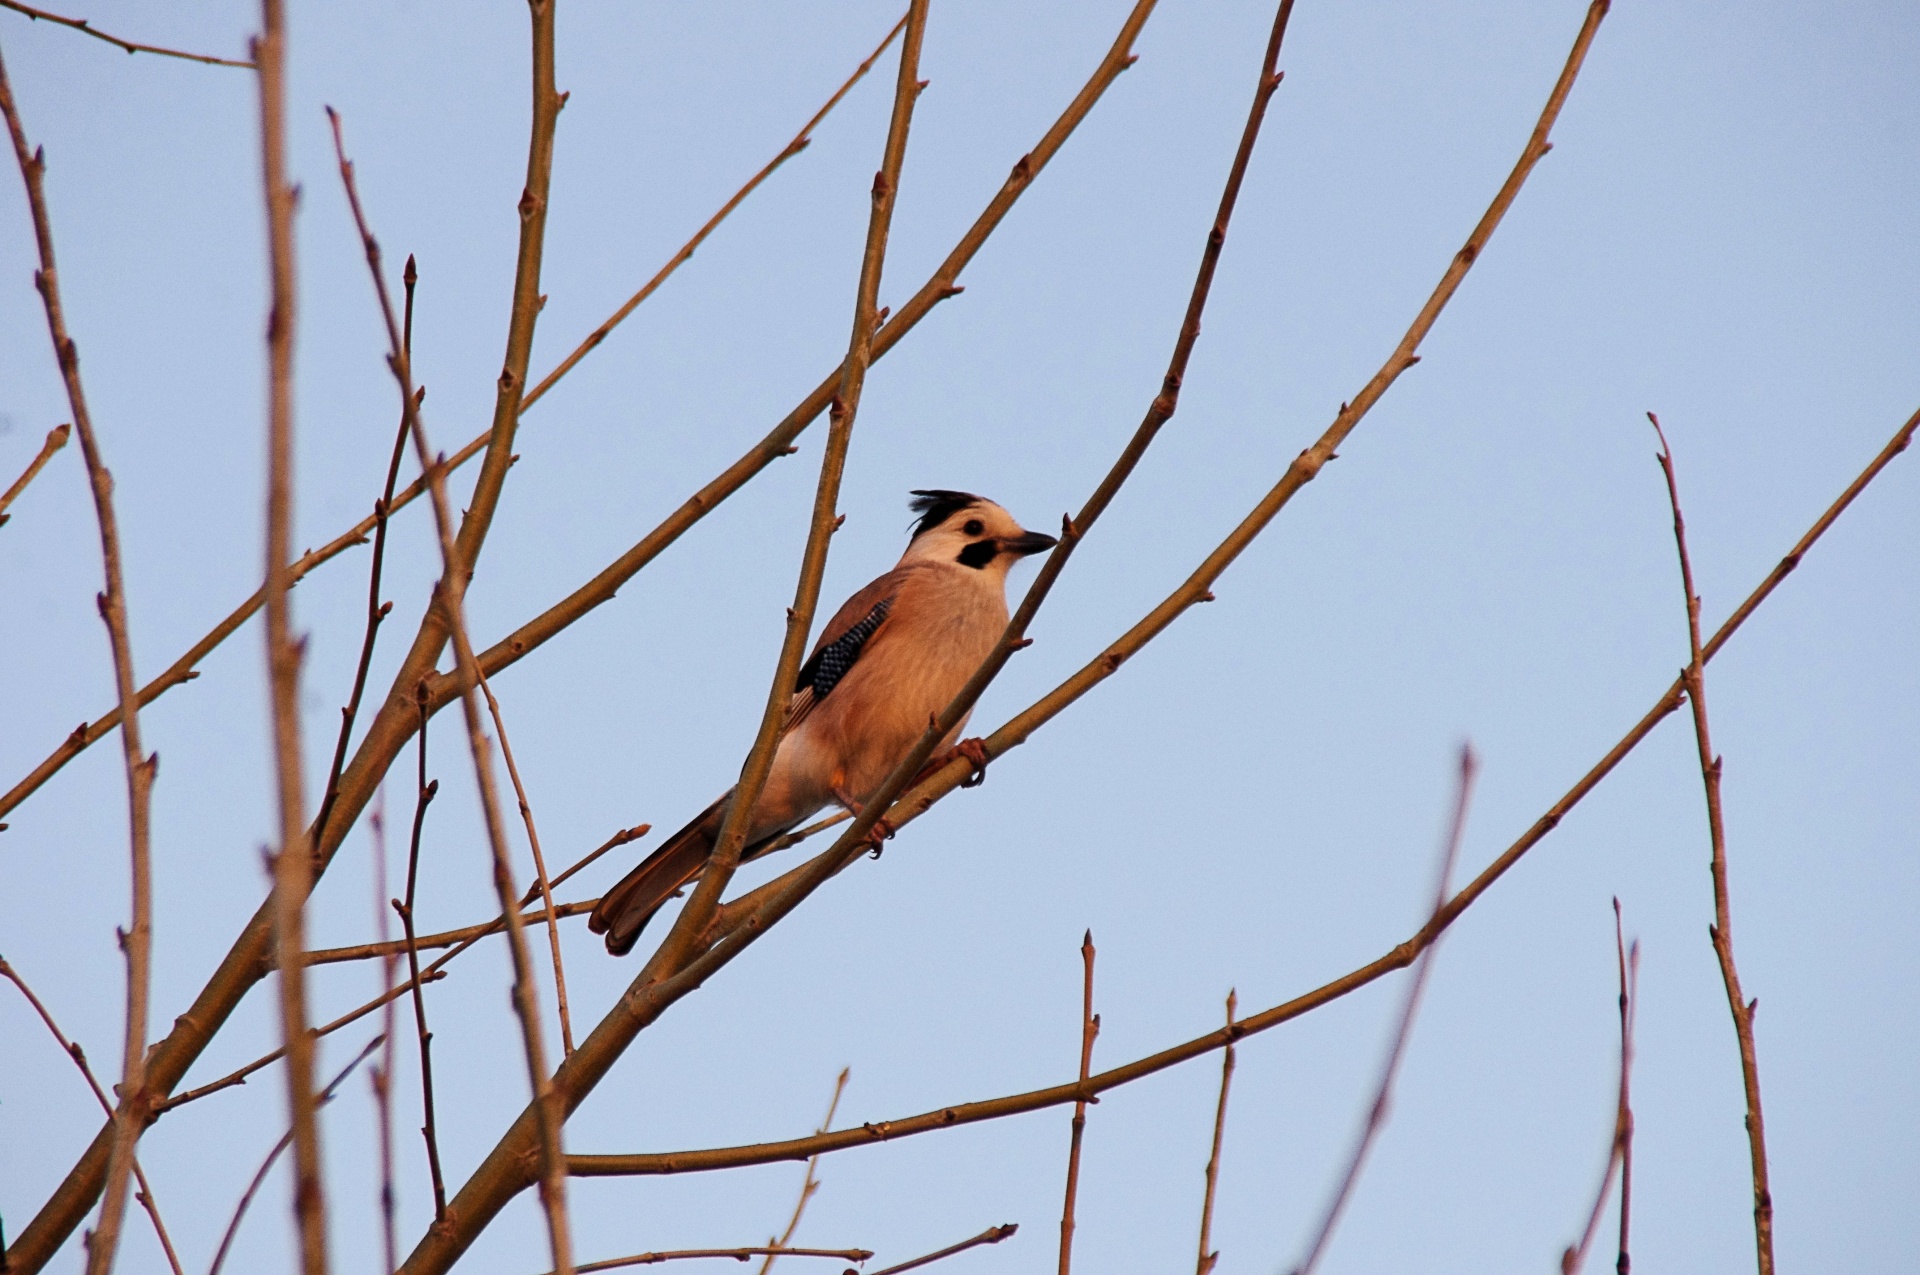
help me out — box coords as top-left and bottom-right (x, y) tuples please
(862, 814), (896, 859)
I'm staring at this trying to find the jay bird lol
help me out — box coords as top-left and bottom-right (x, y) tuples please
(589, 490), (1056, 955)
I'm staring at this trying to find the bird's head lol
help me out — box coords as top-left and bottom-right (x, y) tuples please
(900, 489), (1057, 575)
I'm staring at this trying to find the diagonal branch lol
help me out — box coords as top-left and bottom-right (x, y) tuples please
(1193, 990), (1236, 1275)
(1649, 412), (1774, 1275)
(0, 420), (68, 526)
(1056, 931), (1099, 1275)
(565, 393), (1918, 1185)
(0, 1), (251, 68)
(757, 1067), (849, 1275)
(867, 1225), (1018, 1275)
(1560, 900), (1637, 1275)
(0, 43), (158, 1275)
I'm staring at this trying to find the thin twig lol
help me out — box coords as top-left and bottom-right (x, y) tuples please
(313, 897), (599, 966)
(314, 257), (419, 849)
(1194, 990), (1236, 1275)
(643, 0), (930, 986)
(1057, 931), (1099, 1275)
(399, 691), (447, 1220)
(257, 6), (327, 1271)
(1561, 901), (1638, 1275)
(519, 9), (908, 413)
(328, 102), (575, 1275)
(0, 7), (911, 818)
(372, 790), (401, 1275)
(0, 420), (67, 526)
(759, 1068), (850, 1275)
(1649, 412), (1774, 1275)
(0, 959), (183, 1275)
(864, 1224), (1018, 1275)
(1290, 746), (1478, 1275)
(0, 1), (250, 67)
(207, 1036), (384, 1275)
(480, 679), (575, 1052)
(0, 44), (157, 1275)
(561, 1248), (871, 1275)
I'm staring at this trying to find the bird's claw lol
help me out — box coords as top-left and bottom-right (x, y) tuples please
(955, 737), (990, 788)
(863, 815), (897, 858)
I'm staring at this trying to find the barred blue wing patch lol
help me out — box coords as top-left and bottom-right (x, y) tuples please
(798, 597), (892, 700)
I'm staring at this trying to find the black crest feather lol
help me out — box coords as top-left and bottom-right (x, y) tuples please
(907, 489), (983, 540)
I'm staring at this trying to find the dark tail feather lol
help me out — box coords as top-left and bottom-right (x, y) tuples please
(588, 794), (727, 956)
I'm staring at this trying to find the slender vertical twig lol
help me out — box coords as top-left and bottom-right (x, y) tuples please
(371, 790), (401, 1274)
(254, 5), (326, 1272)
(758, 1068), (850, 1275)
(397, 691), (448, 1221)
(0, 1), (251, 67)
(314, 257), (419, 848)
(1057, 931), (1099, 1275)
(0, 420), (68, 526)
(645, 0), (931, 981)
(1194, 990), (1237, 1275)
(1647, 412), (1773, 1275)
(207, 1036), (384, 1275)
(1291, 746), (1478, 1275)
(1561, 901), (1639, 1275)
(0, 45), (157, 1275)
(0, 959), (182, 1275)
(328, 105), (575, 1275)
(479, 680), (575, 1053)
(519, 9), (909, 413)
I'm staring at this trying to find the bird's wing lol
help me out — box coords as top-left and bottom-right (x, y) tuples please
(784, 569), (906, 733)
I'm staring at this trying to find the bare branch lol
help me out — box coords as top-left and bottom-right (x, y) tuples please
(0, 1), (251, 68)
(563, 1247), (873, 1275)
(867, 1224), (1018, 1275)
(1290, 746), (1477, 1275)
(371, 792), (402, 1275)
(1194, 990), (1236, 1275)
(0, 959), (183, 1275)
(757, 1068), (849, 1275)
(0, 42), (157, 1275)
(256, 5), (328, 1271)
(1561, 901), (1637, 1275)
(1057, 932), (1099, 1275)
(398, 692), (449, 1220)
(0, 420), (68, 526)
(1649, 412), (1774, 1275)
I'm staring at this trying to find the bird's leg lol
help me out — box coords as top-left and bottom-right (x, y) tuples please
(831, 782), (895, 858)
(914, 736), (992, 789)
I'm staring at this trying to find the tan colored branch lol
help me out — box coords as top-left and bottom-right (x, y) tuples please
(1056, 932), (1099, 1275)
(1649, 413), (1774, 1275)
(0, 43), (157, 1275)
(0, 959), (183, 1275)
(867, 1225), (1017, 1275)
(256, 6), (328, 1274)
(328, 90), (576, 1273)
(0, 420), (67, 526)
(1194, 990), (1236, 1275)
(0, 1), (250, 67)
(563, 1247), (873, 1275)
(757, 1067), (849, 1275)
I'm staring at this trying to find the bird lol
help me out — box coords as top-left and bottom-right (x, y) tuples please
(588, 489), (1058, 956)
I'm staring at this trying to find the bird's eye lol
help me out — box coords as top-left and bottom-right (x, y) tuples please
(963, 519), (985, 537)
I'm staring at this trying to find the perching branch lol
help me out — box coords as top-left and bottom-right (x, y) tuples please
(1648, 412), (1774, 1275)
(1056, 931), (1099, 1275)
(1290, 747), (1477, 1275)
(0, 43), (158, 1275)
(0, 420), (67, 526)
(256, 6), (328, 1272)
(0, 1), (251, 68)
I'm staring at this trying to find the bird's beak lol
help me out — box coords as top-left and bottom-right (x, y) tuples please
(1001, 531), (1058, 558)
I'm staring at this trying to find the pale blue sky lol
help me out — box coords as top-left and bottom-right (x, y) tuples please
(2, 2), (1915, 1272)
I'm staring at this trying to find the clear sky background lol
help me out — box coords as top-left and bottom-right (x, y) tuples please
(1, 2), (1915, 1272)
